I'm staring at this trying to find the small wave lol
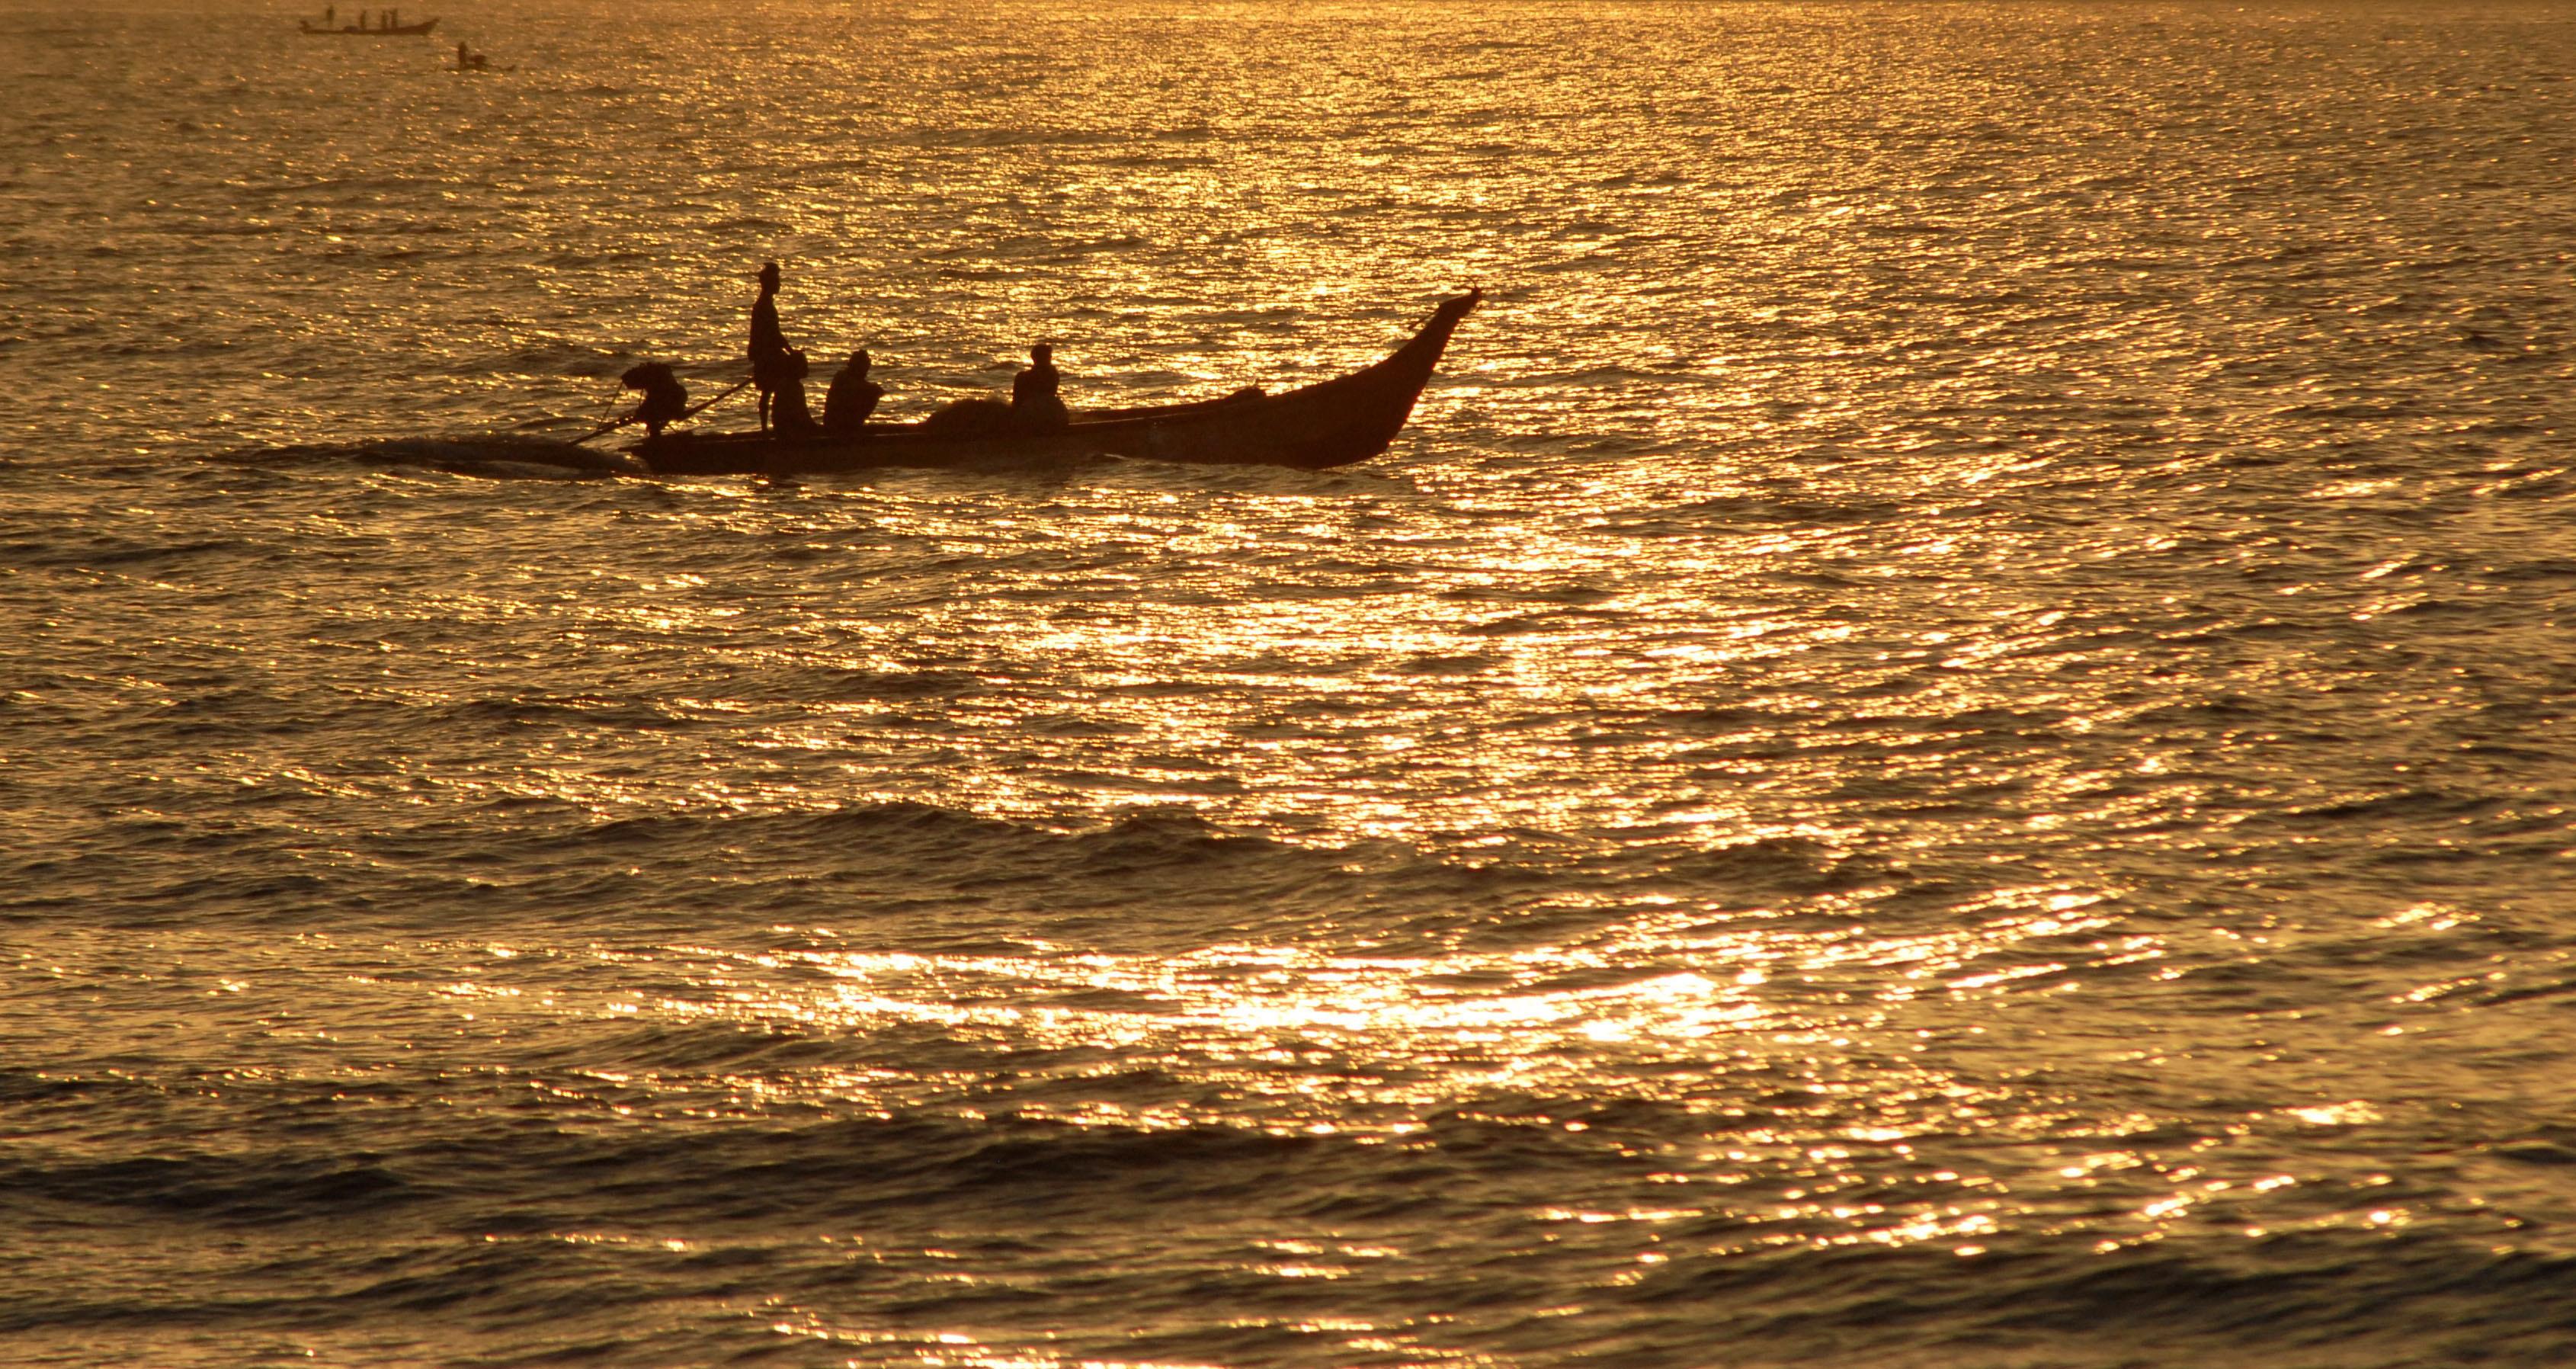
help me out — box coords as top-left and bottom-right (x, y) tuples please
(6, 1152), (419, 1226)
(801, 668), (990, 701)
(399, 801), (1389, 937)
(1645, 834), (1891, 896)
(5, 532), (261, 570)
(0, 1068), (112, 1104)
(1059, 809), (1308, 876)
(441, 696), (694, 729)
(496, 342), (639, 378)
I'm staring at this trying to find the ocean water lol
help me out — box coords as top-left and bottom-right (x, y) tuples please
(8, 0), (2576, 1364)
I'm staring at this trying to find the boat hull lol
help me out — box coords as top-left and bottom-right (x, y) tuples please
(629, 290), (1480, 477)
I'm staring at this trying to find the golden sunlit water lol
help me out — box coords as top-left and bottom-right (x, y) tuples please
(8, 0), (2576, 1365)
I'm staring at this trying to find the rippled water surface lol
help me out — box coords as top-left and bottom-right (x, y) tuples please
(9, 1), (2576, 1364)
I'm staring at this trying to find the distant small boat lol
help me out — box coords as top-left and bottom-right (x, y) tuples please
(628, 290), (1482, 476)
(299, 17), (438, 35)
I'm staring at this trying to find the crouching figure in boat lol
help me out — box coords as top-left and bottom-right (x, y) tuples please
(1011, 343), (1069, 432)
(824, 350), (883, 437)
(620, 361), (688, 438)
(767, 349), (822, 436)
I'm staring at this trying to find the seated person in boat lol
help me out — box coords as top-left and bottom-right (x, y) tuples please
(823, 350), (883, 437)
(1009, 342), (1069, 433)
(620, 361), (688, 438)
(768, 349), (822, 437)
(748, 261), (796, 432)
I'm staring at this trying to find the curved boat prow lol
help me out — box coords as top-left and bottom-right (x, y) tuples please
(1389, 288), (1480, 387)
(1412, 288), (1483, 364)
(1228, 287), (1482, 469)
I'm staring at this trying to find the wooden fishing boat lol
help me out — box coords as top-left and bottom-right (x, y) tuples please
(300, 17), (439, 34)
(628, 290), (1481, 476)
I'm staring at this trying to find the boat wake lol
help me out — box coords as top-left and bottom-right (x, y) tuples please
(211, 435), (646, 479)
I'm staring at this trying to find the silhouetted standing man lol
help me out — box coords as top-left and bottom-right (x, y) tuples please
(748, 261), (793, 433)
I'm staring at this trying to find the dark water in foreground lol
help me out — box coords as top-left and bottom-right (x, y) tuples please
(8, 2), (2576, 1364)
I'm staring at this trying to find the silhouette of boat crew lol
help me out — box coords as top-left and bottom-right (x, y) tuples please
(824, 350), (883, 436)
(620, 362), (688, 438)
(1011, 342), (1069, 432)
(632, 288), (1482, 470)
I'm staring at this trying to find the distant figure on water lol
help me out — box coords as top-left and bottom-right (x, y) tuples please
(620, 361), (688, 438)
(1011, 342), (1069, 432)
(748, 261), (796, 433)
(824, 350), (883, 436)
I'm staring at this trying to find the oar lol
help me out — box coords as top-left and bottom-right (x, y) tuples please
(571, 377), (752, 444)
